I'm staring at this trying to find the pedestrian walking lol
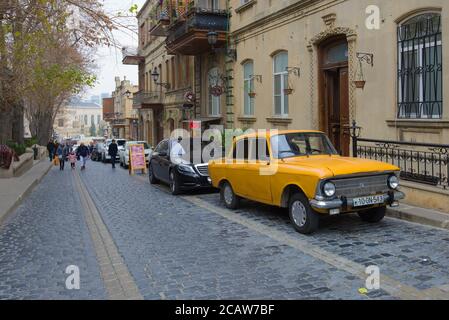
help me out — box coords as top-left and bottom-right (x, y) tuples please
(76, 143), (90, 170)
(47, 140), (55, 162)
(68, 152), (77, 169)
(56, 144), (65, 171)
(108, 139), (118, 169)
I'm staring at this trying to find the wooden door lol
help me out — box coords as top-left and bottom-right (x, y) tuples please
(324, 67), (349, 156)
(339, 68), (350, 156)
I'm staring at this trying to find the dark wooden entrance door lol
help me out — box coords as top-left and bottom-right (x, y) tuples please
(319, 37), (350, 156)
(153, 108), (164, 145)
(324, 67), (349, 156)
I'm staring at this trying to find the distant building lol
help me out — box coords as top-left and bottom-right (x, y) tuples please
(110, 77), (139, 140)
(53, 101), (104, 139)
(90, 95), (101, 105)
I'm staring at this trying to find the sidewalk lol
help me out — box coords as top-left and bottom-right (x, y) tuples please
(388, 205), (449, 231)
(0, 159), (53, 225)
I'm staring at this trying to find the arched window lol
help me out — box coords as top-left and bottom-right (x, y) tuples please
(273, 51), (289, 116)
(243, 60), (255, 116)
(91, 115), (95, 125)
(398, 12), (442, 119)
(208, 67), (221, 116)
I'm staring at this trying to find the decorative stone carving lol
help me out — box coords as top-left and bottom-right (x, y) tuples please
(322, 13), (337, 29)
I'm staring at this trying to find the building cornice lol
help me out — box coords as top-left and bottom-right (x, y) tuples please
(232, 0), (346, 43)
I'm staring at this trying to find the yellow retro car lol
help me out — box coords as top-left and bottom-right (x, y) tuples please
(208, 130), (405, 234)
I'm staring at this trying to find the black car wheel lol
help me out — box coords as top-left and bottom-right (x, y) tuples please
(149, 163), (159, 184)
(358, 206), (386, 223)
(170, 171), (181, 195)
(289, 192), (319, 235)
(220, 181), (240, 210)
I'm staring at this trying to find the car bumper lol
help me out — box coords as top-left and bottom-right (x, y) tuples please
(176, 172), (213, 190)
(310, 191), (405, 214)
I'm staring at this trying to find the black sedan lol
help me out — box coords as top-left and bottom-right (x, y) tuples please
(148, 138), (218, 195)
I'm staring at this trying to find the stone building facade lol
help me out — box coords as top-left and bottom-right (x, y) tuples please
(229, 0), (448, 210)
(110, 77), (139, 140)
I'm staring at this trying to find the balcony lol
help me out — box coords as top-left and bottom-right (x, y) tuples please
(166, 2), (229, 55)
(149, 0), (173, 37)
(122, 47), (144, 65)
(133, 91), (163, 109)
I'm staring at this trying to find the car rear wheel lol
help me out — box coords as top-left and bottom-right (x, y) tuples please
(358, 206), (386, 223)
(149, 163), (159, 184)
(289, 193), (319, 235)
(220, 181), (240, 210)
(170, 171), (181, 195)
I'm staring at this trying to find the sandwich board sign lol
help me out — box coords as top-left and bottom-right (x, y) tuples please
(129, 144), (147, 175)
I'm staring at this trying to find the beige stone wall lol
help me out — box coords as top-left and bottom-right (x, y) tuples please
(230, 0), (449, 144)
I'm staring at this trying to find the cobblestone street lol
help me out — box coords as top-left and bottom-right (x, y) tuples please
(1, 161), (449, 300)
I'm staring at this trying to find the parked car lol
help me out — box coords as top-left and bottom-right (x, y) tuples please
(91, 143), (105, 161)
(149, 138), (221, 195)
(101, 139), (126, 163)
(208, 130), (405, 234)
(119, 141), (153, 169)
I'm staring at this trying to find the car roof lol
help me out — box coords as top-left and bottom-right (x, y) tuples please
(234, 130), (324, 141)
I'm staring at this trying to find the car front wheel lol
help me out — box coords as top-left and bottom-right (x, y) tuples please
(220, 181), (240, 210)
(149, 163), (159, 184)
(170, 171), (181, 195)
(289, 193), (319, 235)
(358, 206), (386, 223)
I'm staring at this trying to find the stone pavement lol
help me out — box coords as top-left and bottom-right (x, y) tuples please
(0, 160), (449, 300)
(0, 160), (53, 225)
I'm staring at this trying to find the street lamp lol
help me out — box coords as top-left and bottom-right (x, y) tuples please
(207, 30), (218, 51)
(125, 90), (132, 98)
(151, 67), (170, 89)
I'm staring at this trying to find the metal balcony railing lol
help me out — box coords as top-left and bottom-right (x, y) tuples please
(167, 6), (228, 44)
(133, 91), (163, 107)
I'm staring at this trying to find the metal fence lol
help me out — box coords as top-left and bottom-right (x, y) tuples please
(354, 137), (449, 189)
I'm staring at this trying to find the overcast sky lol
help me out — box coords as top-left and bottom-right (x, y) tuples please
(84, 0), (147, 99)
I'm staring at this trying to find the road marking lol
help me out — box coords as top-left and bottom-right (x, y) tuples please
(73, 170), (143, 300)
(133, 174), (449, 300)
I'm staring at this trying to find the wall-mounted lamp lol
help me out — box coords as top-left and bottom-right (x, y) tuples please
(125, 90), (132, 98)
(207, 30), (237, 61)
(286, 67), (301, 77)
(151, 67), (171, 89)
(207, 30), (218, 51)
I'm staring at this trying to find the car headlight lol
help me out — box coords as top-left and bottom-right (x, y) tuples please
(177, 164), (195, 174)
(388, 175), (399, 189)
(323, 182), (336, 197)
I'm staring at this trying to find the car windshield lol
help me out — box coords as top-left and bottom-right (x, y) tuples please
(117, 140), (126, 146)
(271, 133), (338, 159)
(171, 139), (223, 164)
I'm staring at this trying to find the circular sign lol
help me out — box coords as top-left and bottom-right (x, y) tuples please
(210, 85), (223, 97)
(184, 91), (195, 102)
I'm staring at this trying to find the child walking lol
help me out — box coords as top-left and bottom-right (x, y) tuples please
(68, 152), (77, 169)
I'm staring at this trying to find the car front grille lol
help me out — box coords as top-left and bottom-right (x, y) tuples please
(195, 164), (209, 176)
(331, 174), (389, 198)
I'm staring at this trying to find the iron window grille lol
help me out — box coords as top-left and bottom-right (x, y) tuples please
(397, 13), (442, 119)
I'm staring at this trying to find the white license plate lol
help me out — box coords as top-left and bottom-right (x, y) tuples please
(353, 195), (385, 207)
